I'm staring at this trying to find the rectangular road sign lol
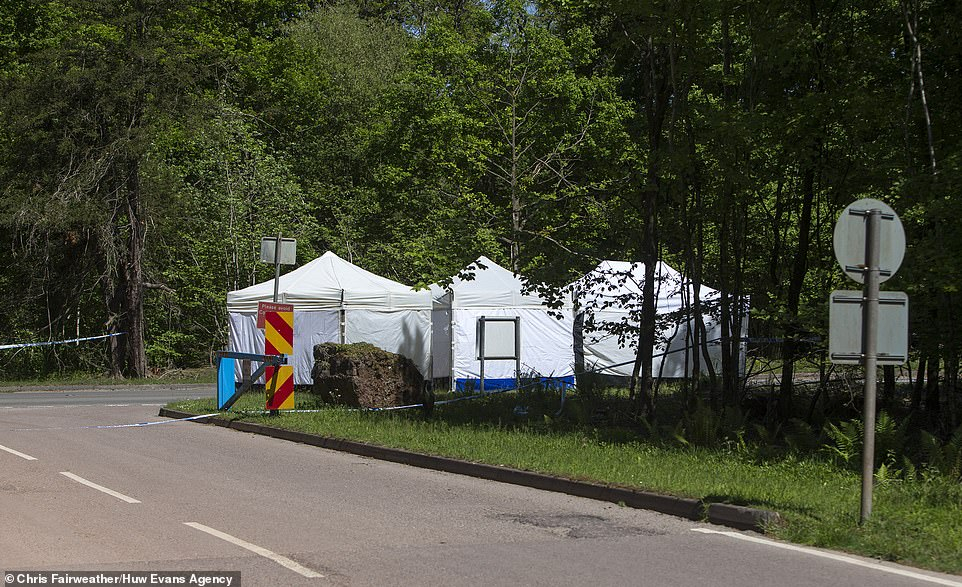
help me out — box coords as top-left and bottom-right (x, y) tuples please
(264, 309), (295, 409)
(257, 301), (294, 329)
(829, 290), (908, 365)
(260, 237), (297, 265)
(265, 365), (294, 410)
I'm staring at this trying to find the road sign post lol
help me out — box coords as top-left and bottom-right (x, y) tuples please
(860, 209), (881, 524)
(830, 198), (906, 525)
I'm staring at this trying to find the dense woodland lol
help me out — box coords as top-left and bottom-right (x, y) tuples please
(1, 1), (960, 431)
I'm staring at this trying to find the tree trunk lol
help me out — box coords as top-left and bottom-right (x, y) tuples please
(630, 35), (671, 418)
(882, 365), (896, 408)
(912, 354), (926, 411)
(124, 160), (147, 378)
(924, 355), (940, 417)
(509, 96), (521, 272)
(778, 165), (816, 420)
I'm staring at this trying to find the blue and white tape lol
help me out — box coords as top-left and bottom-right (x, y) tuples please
(3, 412), (219, 433)
(0, 332), (124, 351)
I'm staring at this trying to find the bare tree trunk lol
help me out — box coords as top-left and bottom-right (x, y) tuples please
(902, 0), (938, 174)
(105, 288), (125, 379)
(630, 36), (671, 418)
(912, 354), (926, 411)
(925, 355), (940, 418)
(119, 9), (149, 379)
(882, 365), (896, 408)
(509, 94), (521, 272)
(124, 160), (147, 378)
(944, 355), (958, 429)
(778, 165), (816, 420)
(719, 1), (736, 409)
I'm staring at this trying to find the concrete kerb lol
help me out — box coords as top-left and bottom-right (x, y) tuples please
(159, 408), (779, 532)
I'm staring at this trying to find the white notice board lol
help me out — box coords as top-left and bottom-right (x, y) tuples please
(477, 317), (520, 360)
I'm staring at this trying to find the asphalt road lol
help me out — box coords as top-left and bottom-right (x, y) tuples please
(1, 386), (960, 587)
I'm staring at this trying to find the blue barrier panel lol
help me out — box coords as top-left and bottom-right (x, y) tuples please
(454, 376), (575, 393)
(217, 358), (236, 410)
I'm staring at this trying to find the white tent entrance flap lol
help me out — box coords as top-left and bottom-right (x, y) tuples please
(477, 316), (521, 392)
(226, 251), (432, 385)
(431, 256), (575, 392)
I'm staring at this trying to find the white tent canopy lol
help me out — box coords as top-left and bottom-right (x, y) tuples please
(573, 260), (746, 378)
(430, 256), (575, 390)
(227, 251), (432, 384)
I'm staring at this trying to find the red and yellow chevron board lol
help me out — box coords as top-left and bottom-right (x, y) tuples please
(264, 309), (294, 410)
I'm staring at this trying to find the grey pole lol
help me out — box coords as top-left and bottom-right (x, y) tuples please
(479, 318), (486, 394)
(515, 317), (521, 391)
(860, 209), (881, 524)
(273, 232), (282, 303)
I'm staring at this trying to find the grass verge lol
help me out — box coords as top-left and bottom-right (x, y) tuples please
(167, 389), (962, 576)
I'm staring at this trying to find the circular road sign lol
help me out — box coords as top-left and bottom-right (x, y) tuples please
(833, 198), (905, 284)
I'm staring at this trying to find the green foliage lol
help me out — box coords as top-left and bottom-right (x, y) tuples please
(823, 418), (864, 468)
(0, 0), (961, 443)
(919, 427), (962, 482)
(822, 412), (910, 471)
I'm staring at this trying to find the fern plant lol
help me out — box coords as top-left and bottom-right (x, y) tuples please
(821, 411), (911, 472)
(919, 426), (962, 481)
(823, 419), (862, 468)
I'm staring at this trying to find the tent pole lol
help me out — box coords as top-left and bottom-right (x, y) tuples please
(449, 298), (456, 392)
(515, 316), (521, 391)
(479, 317), (485, 394)
(339, 289), (346, 344)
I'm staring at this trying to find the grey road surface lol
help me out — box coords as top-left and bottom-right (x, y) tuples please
(1, 387), (960, 587)
(0, 384), (209, 407)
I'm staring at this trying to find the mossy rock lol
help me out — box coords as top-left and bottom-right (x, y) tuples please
(311, 342), (426, 409)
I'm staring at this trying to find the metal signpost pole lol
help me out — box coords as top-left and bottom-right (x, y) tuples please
(514, 317), (521, 392)
(860, 210), (881, 524)
(272, 232), (282, 303)
(479, 318), (486, 394)
(831, 198), (906, 526)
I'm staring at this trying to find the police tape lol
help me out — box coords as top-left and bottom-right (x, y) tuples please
(0, 332), (124, 351)
(3, 413), (220, 433)
(91, 413), (220, 429)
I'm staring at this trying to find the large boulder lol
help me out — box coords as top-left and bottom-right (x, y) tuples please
(311, 342), (430, 409)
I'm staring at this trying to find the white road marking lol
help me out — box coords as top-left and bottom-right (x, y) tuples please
(692, 528), (962, 586)
(184, 522), (324, 578)
(0, 443), (37, 460)
(59, 472), (141, 504)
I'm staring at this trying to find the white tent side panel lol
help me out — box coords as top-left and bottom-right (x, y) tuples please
(431, 307), (452, 379)
(450, 308), (575, 381)
(574, 259), (748, 379)
(580, 310), (727, 378)
(229, 310), (340, 385)
(345, 309), (432, 376)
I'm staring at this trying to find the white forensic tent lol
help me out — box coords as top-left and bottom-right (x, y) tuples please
(573, 260), (747, 378)
(226, 251), (432, 384)
(430, 256), (575, 391)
